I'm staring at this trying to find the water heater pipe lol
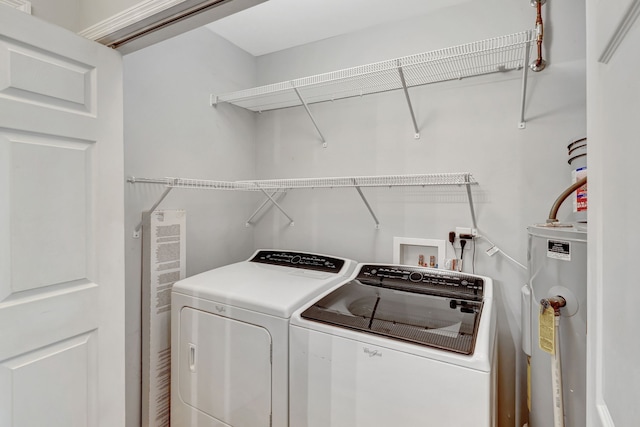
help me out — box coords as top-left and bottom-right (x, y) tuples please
(530, 0), (547, 72)
(551, 314), (565, 427)
(547, 176), (588, 223)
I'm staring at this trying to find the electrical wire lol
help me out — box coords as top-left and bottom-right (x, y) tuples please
(477, 234), (528, 271)
(459, 239), (467, 272)
(448, 231), (457, 258)
(472, 239), (476, 274)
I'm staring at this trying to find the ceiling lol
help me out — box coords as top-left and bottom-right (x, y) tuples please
(206, 0), (470, 56)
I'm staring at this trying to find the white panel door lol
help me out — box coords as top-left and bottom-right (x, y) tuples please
(586, 1), (640, 426)
(0, 5), (124, 427)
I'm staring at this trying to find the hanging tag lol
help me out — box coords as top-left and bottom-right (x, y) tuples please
(539, 304), (555, 354)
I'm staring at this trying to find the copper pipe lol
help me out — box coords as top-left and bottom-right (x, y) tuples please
(547, 296), (567, 314)
(547, 176), (588, 223)
(531, 0), (546, 71)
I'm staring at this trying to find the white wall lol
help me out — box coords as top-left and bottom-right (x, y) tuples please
(123, 27), (257, 427)
(251, 1), (586, 426)
(27, 0), (83, 32)
(122, 1), (586, 426)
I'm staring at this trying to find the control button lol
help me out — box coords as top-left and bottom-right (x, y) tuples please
(409, 272), (423, 282)
(291, 256), (301, 264)
(371, 269), (377, 275)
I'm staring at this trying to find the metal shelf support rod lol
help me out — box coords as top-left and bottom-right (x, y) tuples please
(353, 179), (380, 229)
(293, 86), (327, 147)
(134, 187), (174, 233)
(245, 190), (282, 227)
(127, 177), (167, 185)
(257, 186), (295, 226)
(464, 177), (478, 229)
(519, 41), (532, 129)
(397, 61), (421, 139)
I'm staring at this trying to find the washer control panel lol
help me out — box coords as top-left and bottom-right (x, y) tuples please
(357, 264), (484, 299)
(250, 250), (345, 273)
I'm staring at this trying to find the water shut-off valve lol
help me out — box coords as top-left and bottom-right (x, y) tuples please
(540, 296), (566, 316)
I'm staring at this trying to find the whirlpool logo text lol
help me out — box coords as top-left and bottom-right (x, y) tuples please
(363, 347), (382, 358)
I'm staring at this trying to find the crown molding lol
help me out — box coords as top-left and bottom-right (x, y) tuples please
(76, 0), (264, 54)
(0, 0), (32, 14)
(78, 0), (191, 41)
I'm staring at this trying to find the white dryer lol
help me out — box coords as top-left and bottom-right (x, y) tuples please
(171, 250), (357, 427)
(289, 264), (497, 427)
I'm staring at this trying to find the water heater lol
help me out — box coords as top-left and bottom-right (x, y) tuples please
(523, 224), (587, 427)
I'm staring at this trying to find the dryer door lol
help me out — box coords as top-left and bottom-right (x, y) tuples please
(179, 307), (272, 427)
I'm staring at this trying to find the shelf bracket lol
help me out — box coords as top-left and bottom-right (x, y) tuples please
(519, 40), (532, 129)
(292, 86), (327, 148)
(245, 190), (284, 227)
(397, 61), (420, 139)
(353, 179), (380, 229)
(133, 186), (174, 238)
(256, 186), (295, 226)
(464, 174), (478, 229)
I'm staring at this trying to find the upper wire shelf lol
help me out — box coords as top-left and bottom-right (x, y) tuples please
(211, 31), (535, 113)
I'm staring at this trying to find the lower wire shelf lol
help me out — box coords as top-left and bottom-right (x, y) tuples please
(127, 172), (479, 231)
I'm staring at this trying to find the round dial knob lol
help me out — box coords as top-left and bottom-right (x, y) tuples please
(291, 256), (302, 264)
(409, 271), (423, 282)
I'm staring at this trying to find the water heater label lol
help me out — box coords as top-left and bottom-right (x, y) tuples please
(547, 240), (571, 261)
(573, 166), (587, 213)
(539, 305), (556, 354)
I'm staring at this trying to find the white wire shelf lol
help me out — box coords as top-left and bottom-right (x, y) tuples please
(128, 173), (478, 230)
(211, 31), (535, 138)
(129, 173), (477, 191)
(237, 172), (477, 190)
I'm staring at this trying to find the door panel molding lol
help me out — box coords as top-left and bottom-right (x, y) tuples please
(0, 35), (96, 114)
(0, 331), (98, 427)
(6, 135), (94, 293)
(0, 282), (99, 361)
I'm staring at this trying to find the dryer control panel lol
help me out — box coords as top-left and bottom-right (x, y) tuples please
(250, 250), (345, 273)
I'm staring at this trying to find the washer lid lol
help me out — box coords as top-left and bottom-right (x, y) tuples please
(301, 265), (486, 355)
(172, 251), (355, 318)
